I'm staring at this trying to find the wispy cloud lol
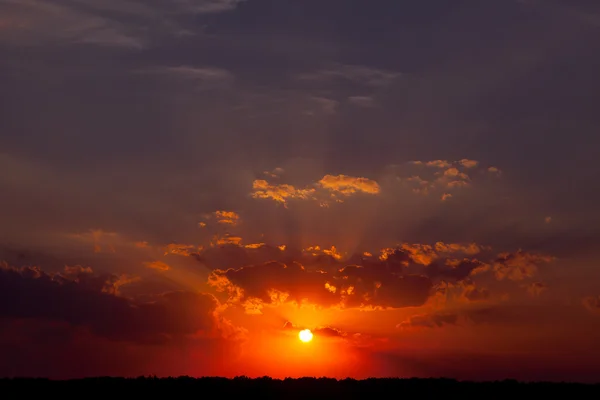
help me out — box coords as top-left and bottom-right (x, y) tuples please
(137, 66), (235, 88)
(296, 64), (401, 88)
(0, 0), (246, 48)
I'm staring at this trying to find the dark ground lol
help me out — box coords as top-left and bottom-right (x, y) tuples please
(1, 377), (599, 398)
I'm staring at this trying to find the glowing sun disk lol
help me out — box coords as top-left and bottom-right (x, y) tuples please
(299, 329), (313, 343)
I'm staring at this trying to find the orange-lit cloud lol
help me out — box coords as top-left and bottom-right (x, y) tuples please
(214, 210), (241, 225)
(303, 245), (344, 260)
(250, 179), (316, 205)
(209, 260), (433, 312)
(397, 159), (499, 197)
(493, 251), (555, 281)
(400, 243), (438, 265)
(434, 242), (485, 255)
(144, 261), (171, 272)
(317, 174), (380, 196)
(163, 243), (202, 256)
(213, 234), (243, 246)
(250, 173), (380, 206)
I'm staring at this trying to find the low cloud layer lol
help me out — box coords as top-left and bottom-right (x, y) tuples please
(0, 262), (230, 344)
(202, 241), (553, 314)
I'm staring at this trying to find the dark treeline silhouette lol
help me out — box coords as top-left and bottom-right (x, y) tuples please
(1, 377), (599, 397)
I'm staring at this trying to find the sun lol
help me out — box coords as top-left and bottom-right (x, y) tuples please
(298, 329), (313, 343)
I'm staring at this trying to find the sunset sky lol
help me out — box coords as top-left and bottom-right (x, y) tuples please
(1, 0), (600, 382)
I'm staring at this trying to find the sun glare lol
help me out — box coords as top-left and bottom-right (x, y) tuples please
(299, 329), (313, 343)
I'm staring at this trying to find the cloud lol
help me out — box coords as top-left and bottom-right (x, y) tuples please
(461, 280), (491, 302)
(458, 159), (479, 168)
(397, 313), (459, 329)
(176, 0), (246, 14)
(0, 262), (231, 344)
(163, 243), (202, 257)
(434, 242), (485, 255)
(137, 66), (235, 88)
(428, 278), (494, 308)
(0, 0), (245, 48)
(250, 173), (380, 207)
(427, 259), (490, 282)
(392, 159), (499, 198)
(397, 303), (558, 330)
(0, 0), (146, 48)
(214, 210), (240, 225)
(262, 167), (285, 178)
(487, 166), (502, 176)
(282, 321), (345, 338)
(493, 251), (555, 281)
(144, 261), (171, 272)
(194, 243), (287, 271)
(250, 179), (316, 206)
(296, 64), (401, 88)
(209, 260), (433, 312)
(318, 175), (381, 196)
(212, 234), (243, 246)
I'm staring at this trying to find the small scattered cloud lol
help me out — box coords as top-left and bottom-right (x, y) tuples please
(164, 243), (202, 257)
(250, 179), (316, 206)
(137, 66), (235, 89)
(488, 166), (502, 176)
(318, 174), (381, 196)
(296, 64), (401, 88)
(212, 234), (243, 247)
(458, 159), (479, 168)
(493, 251), (555, 281)
(263, 167), (285, 179)
(396, 159), (496, 196)
(214, 211), (240, 225)
(144, 261), (171, 272)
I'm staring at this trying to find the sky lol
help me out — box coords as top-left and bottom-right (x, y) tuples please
(1, 0), (600, 382)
